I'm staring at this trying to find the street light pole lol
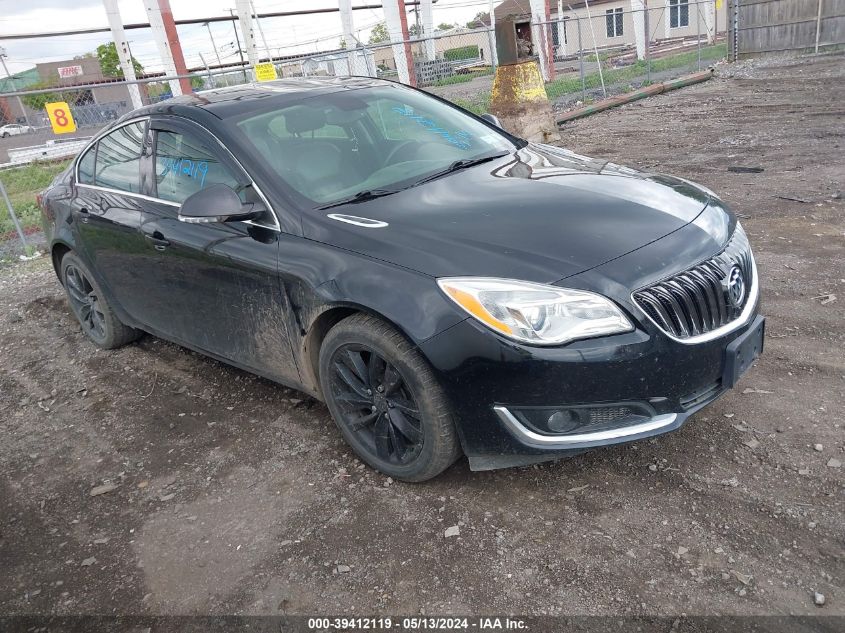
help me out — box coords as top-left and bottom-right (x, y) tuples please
(0, 47), (31, 126)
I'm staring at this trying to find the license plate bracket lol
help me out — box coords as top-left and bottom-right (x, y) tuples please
(723, 316), (765, 389)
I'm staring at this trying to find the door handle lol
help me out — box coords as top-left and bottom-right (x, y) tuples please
(144, 231), (170, 251)
(76, 207), (89, 223)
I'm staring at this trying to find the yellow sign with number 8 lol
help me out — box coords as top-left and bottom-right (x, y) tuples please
(45, 102), (77, 134)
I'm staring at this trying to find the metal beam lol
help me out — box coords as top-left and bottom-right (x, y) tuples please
(101, 0), (143, 108)
(0, 3), (430, 40)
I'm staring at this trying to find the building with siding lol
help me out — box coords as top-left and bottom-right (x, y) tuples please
(494, 0), (726, 55)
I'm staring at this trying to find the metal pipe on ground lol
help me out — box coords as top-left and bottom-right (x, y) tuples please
(555, 69), (714, 125)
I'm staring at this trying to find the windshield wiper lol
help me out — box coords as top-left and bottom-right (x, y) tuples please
(414, 152), (509, 186)
(317, 188), (400, 210)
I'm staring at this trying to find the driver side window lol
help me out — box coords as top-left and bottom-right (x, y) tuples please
(153, 129), (243, 204)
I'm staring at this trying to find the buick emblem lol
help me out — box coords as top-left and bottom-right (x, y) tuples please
(726, 265), (746, 307)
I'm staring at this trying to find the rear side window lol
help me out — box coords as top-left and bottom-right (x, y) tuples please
(154, 129), (242, 204)
(95, 121), (145, 193)
(77, 146), (96, 184)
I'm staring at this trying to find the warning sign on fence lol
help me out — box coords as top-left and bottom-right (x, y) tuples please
(254, 63), (278, 82)
(45, 102), (77, 135)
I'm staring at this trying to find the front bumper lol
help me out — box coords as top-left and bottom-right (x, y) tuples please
(493, 408), (683, 450)
(418, 308), (764, 470)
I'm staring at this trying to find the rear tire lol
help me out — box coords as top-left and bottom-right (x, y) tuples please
(61, 253), (141, 349)
(319, 313), (462, 482)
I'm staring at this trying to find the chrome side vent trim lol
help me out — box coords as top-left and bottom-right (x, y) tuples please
(327, 214), (388, 228)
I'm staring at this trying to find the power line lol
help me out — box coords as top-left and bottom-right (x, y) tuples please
(0, 3), (431, 40)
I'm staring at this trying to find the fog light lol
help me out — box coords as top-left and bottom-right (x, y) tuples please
(547, 409), (582, 433)
(509, 401), (658, 436)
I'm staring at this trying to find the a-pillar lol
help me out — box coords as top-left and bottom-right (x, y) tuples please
(382, 0), (416, 86)
(142, 0), (192, 96)
(631, 0), (646, 61)
(528, 0), (554, 82)
(102, 0), (143, 107)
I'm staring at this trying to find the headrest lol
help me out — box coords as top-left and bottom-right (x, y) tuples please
(283, 106), (326, 134)
(325, 107), (364, 126)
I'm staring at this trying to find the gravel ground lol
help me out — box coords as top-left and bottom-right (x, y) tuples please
(1, 53), (843, 619)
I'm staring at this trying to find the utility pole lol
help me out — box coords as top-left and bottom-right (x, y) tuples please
(205, 22), (224, 68)
(143, 0), (192, 95)
(199, 52), (214, 88)
(397, 1), (417, 86)
(228, 8), (248, 82)
(249, 0), (273, 62)
(0, 49), (11, 78)
(102, 0), (144, 108)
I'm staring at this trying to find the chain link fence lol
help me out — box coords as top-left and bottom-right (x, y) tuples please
(532, 0), (726, 112)
(0, 7), (729, 258)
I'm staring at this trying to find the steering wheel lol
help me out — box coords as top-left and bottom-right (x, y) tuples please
(384, 140), (443, 166)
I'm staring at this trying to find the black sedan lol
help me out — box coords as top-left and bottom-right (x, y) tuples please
(39, 77), (764, 481)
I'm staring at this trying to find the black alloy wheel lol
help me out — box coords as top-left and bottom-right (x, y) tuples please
(329, 344), (424, 465)
(319, 313), (461, 481)
(65, 264), (107, 342)
(60, 252), (140, 349)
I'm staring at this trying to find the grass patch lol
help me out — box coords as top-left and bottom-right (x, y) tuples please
(444, 45), (480, 62)
(451, 93), (492, 116)
(430, 68), (493, 87)
(0, 160), (69, 237)
(545, 43), (726, 100)
(431, 74), (475, 87)
(446, 43), (725, 116)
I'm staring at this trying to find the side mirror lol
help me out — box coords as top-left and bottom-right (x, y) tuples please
(480, 113), (503, 128)
(178, 183), (262, 224)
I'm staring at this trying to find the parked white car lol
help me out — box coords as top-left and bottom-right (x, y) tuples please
(0, 123), (35, 137)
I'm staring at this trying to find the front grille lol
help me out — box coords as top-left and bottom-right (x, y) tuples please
(633, 226), (754, 339)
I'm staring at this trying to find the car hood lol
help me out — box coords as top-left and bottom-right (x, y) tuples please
(301, 143), (716, 284)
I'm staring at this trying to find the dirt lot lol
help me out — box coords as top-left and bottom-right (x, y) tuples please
(1, 53), (843, 620)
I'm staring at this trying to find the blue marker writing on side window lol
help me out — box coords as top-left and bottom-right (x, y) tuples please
(162, 157), (208, 188)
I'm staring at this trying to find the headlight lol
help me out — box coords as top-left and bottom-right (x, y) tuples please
(437, 277), (633, 345)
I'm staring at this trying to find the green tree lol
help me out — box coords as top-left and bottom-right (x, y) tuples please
(369, 22), (390, 44)
(190, 75), (205, 90)
(339, 37), (347, 50)
(437, 22), (455, 31)
(20, 79), (61, 111)
(96, 42), (144, 78)
(409, 23), (422, 37)
(466, 12), (490, 28)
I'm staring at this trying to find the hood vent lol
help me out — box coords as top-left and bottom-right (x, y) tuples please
(327, 214), (388, 228)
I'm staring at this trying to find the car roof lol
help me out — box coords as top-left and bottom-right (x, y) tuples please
(120, 75), (396, 124)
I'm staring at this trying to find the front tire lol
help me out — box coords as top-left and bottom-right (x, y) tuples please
(319, 313), (462, 482)
(61, 253), (140, 349)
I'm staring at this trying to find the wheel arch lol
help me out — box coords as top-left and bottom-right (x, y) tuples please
(51, 242), (73, 283)
(301, 303), (421, 401)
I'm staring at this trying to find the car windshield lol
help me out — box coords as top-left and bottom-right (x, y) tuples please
(232, 84), (516, 206)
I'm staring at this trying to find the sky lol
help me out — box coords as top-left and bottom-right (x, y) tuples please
(0, 0), (500, 75)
